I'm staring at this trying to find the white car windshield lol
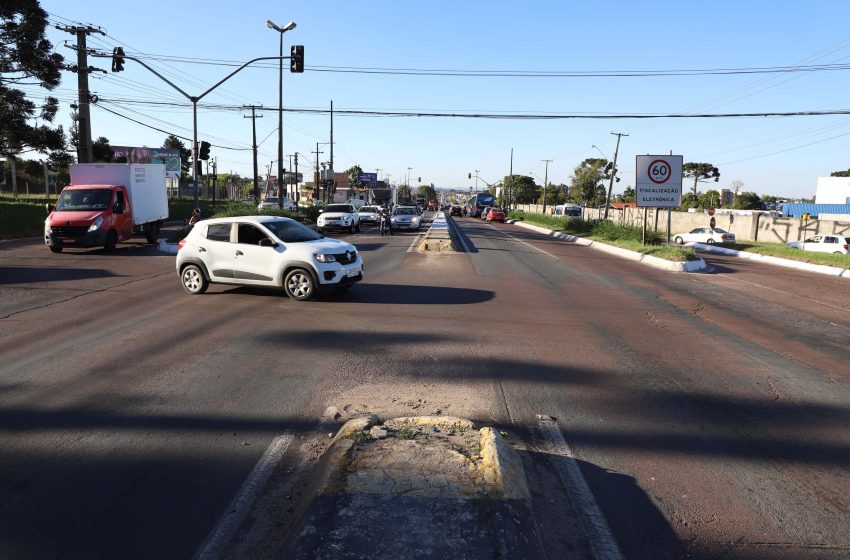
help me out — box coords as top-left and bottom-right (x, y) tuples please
(325, 205), (353, 213)
(393, 208), (417, 216)
(262, 220), (322, 242)
(360, 207), (379, 213)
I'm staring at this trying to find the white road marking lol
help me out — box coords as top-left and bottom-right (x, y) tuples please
(406, 234), (423, 253)
(193, 434), (294, 560)
(537, 415), (624, 560)
(714, 274), (850, 315)
(487, 223), (559, 259)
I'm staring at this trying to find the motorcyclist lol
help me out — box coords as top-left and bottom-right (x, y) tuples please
(379, 205), (393, 236)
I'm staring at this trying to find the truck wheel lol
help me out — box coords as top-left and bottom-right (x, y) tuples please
(146, 223), (160, 244)
(284, 268), (314, 301)
(104, 231), (117, 252)
(181, 264), (208, 294)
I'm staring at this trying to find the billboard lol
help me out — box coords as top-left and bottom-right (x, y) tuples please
(111, 146), (181, 179)
(358, 172), (378, 186)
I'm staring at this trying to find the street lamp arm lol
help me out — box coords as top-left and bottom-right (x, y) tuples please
(198, 56), (290, 101)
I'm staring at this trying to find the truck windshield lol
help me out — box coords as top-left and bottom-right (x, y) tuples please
(55, 189), (112, 211)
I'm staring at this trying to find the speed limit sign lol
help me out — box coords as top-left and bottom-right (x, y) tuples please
(636, 155), (683, 208)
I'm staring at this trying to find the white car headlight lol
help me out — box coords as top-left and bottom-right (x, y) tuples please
(88, 215), (104, 232)
(45, 220), (52, 234)
(315, 253), (336, 263)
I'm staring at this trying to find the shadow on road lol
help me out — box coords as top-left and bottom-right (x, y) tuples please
(0, 266), (120, 285)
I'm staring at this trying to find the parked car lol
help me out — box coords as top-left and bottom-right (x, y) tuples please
(258, 197), (296, 211)
(450, 205), (463, 217)
(485, 208), (506, 223)
(317, 203), (360, 234)
(358, 205), (381, 225)
(673, 227), (736, 245)
(390, 206), (422, 230)
(479, 206), (492, 220)
(176, 215), (362, 300)
(787, 234), (850, 255)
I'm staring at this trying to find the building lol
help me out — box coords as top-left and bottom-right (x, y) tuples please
(719, 188), (733, 206)
(815, 177), (850, 204)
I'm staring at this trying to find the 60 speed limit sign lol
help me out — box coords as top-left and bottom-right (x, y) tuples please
(635, 155), (683, 208)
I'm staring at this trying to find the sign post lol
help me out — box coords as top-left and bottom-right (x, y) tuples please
(636, 155), (683, 244)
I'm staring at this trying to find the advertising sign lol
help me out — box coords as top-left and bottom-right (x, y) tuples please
(635, 155), (683, 208)
(358, 172), (378, 186)
(112, 146), (181, 179)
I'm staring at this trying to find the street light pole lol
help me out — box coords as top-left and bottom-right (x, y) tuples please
(541, 159), (552, 214)
(266, 20), (297, 210)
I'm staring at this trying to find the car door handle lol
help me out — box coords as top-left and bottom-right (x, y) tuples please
(198, 247), (206, 253)
(235, 250), (244, 256)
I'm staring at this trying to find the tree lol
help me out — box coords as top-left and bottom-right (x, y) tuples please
(830, 169), (850, 177)
(0, 0), (66, 158)
(621, 185), (635, 203)
(163, 134), (191, 178)
(92, 137), (114, 163)
(569, 158), (609, 206)
(417, 184), (437, 202)
(346, 164), (363, 195)
(683, 162), (720, 196)
(396, 184), (412, 203)
(732, 191), (761, 210)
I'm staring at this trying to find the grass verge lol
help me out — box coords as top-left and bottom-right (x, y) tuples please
(729, 241), (850, 268)
(508, 211), (699, 262)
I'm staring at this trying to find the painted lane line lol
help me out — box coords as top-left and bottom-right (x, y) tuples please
(537, 415), (624, 560)
(193, 434), (294, 560)
(714, 274), (850, 316)
(406, 234), (424, 253)
(487, 224), (559, 259)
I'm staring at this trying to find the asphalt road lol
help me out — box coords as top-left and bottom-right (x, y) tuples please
(0, 217), (848, 559)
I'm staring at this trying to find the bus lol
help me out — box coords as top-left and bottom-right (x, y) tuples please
(471, 193), (496, 217)
(553, 204), (582, 218)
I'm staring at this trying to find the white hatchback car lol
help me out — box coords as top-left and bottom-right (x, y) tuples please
(673, 227), (736, 245)
(176, 215), (362, 300)
(787, 234), (850, 255)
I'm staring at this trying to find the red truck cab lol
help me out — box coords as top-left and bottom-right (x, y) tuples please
(45, 185), (135, 253)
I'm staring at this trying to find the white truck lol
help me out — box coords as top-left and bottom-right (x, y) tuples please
(44, 163), (168, 252)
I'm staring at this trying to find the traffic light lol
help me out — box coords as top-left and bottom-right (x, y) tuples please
(195, 161), (202, 176)
(111, 47), (125, 72)
(198, 141), (211, 160)
(290, 45), (304, 73)
(468, 173), (472, 179)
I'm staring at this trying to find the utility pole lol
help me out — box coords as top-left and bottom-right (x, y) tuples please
(57, 24), (105, 163)
(541, 159), (552, 214)
(294, 153), (299, 211)
(474, 170), (480, 194)
(329, 100), (335, 202)
(287, 154), (294, 203)
(313, 143), (324, 204)
(243, 105), (263, 205)
(211, 157), (217, 207)
(603, 132), (628, 220)
(509, 148), (514, 210)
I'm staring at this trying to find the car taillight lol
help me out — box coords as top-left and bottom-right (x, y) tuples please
(178, 239), (187, 251)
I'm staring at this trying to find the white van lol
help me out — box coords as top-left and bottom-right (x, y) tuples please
(553, 204), (582, 218)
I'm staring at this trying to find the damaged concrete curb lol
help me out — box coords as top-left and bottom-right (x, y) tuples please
(276, 415), (543, 559)
(692, 242), (850, 279)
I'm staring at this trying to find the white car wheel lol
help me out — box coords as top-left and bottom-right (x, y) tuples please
(674, 236), (684, 245)
(181, 265), (208, 295)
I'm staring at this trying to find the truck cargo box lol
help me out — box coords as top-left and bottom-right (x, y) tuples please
(70, 163), (168, 225)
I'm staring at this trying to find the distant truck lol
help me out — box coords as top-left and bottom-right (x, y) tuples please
(44, 163), (168, 253)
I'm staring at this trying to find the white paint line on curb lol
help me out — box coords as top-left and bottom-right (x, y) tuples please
(447, 218), (471, 253)
(694, 242), (850, 279)
(193, 434), (293, 560)
(537, 415), (624, 560)
(406, 234), (424, 253)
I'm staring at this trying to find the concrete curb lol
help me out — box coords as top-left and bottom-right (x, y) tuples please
(691, 242), (850, 279)
(509, 220), (708, 273)
(417, 211), (458, 252)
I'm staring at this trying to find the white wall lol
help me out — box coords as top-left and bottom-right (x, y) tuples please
(815, 177), (850, 204)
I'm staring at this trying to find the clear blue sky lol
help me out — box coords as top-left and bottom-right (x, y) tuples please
(31, 0), (850, 198)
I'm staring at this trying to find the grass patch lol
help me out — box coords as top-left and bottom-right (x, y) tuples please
(514, 211), (699, 262)
(730, 241), (850, 267)
(0, 201), (50, 239)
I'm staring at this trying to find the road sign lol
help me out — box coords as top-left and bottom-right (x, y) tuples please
(635, 155), (683, 208)
(708, 207), (715, 216)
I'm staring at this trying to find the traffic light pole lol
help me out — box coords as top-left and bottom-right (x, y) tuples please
(91, 52), (291, 209)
